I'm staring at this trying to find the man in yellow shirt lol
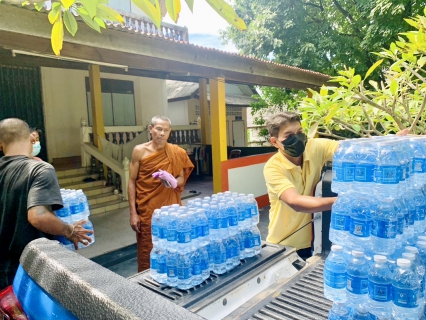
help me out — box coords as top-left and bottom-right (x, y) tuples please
(263, 111), (339, 259)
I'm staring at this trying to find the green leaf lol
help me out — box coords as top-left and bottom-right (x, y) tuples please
(166, 0), (181, 23)
(96, 4), (124, 23)
(94, 17), (106, 29)
(34, 1), (45, 11)
(51, 14), (64, 55)
(404, 18), (418, 28)
(205, 0), (247, 31)
(48, 2), (62, 24)
(61, 0), (75, 9)
(132, 0), (162, 29)
(78, 0), (99, 18)
(364, 59), (383, 80)
(319, 86), (328, 96)
(184, 0), (194, 12)
(352, 74), (361, 86)
(77, 7), (101, 32)
(417, 56), (426, 67)
(390, 80), (398, 95)
(63, 10), (78, 36)
(352, 124), (361, 132)
(21, 1), (30, 6)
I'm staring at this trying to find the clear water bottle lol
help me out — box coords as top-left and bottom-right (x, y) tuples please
(224, 236), (234, 271)
(243, 228), (255, 258)
(195, 208), (210, 247)
(69, 191), (84, 222)
(408, 138), (426, 189)
(188, 210), (200, 249)
(240, 194), (252, 226)
(151, 209), (161, 247)
(156, 247), (168, 284)
(226, 200), (239, 236)
(349, 306), (373, 320)
(208, 204), (220, 241)
(190, 249), (203, 286)
(211, 240), (227, 274)
(150, 246), (160, 281)
(228, 235), (240, 267)
(346, 250), (369, 308)
(368, 255), (393, 320)
(329, 195), (351, 245)
(392, 258), (420, 320)
(374, 141), (400, 198)
(251, 225), (262, 255)
(166, 251), (178, 287)
(158, 211), (169, 248)
(324, 245), (347, 302)
(199, 246), (210, 281)
(78, 219), (95, 248)
(166, 211), (178, 251)
(177, 252), (192, 289)
(247, 194), (259, 225)
(393, 197), (407, 252)
(328, 302), (350, 320)
(332, 139), (355, 194)
(55, 198), (72, 224)
(76, 189), (90, 218)
(176, 214), (191, 254)
(237, 229), (246, 260)
(371, 198), (397, 256)
(218, 201), (229, 239)
(402, 193), (416, 244)
(352, 140), (376, 194)
(404, 246), (425, 316)
(412, 188), (426, 235)
(349, 197), (372, 255)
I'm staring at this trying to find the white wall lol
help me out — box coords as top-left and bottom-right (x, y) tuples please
(41, 67), (167, 161)
(168, 100), (189, 125)
(228, 163), (267, 197)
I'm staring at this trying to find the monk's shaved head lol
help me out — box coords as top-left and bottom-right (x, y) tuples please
(0, 118), (31, 145)
(151, 115), (171, 127)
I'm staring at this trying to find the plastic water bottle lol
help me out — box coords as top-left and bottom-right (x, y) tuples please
(328, 302), (350, 320)
(374, 141), (400, 198)
(69, 191), (84, 222)
(218, 201), (229, 239)
(329, 195), (351, 245)
(176, 214), (191, 253)
(188, 210), (200, 249)
(346, 250), (369, 308)
(237, 229), (246, 260)
(226, 200), (239, 236)
(211, 240), (227, 274)
(166, 211), (178, 252)
(156, 247), (168, 284)
(251, 225), (262, 255)
(208, 204), (220, 241)
(408, 138), (426, 189)
(392, 258), (420, 320)
(158, 211), (169, 248)
(150, 246), (160, 281)
(324, 245), (347, 302)
(243, 228), (255, 258)
(76, 189), (90, 218)
(195, 209), (209, 247)
(240, 194), (252, 225)
(228, 235), (240, 267)
(412, 188), (426, 235)
(166, 251), (178, 287)
(151, 209), (161, 247)
(349, 197), (372, 255)
(349, 306), (373, 320)
(332, 139), (355, 194)
(404, 246), (425, 315)
(247, 194), (259, 225)
(224, 236), (234, 271)
(371, 198), (397, 256)
(353, 140), (376, 194)
(177, 252), (192, 289)
(78, 219), (95, 248)
(367, 255), (393, 320)
(199, 246), (210, 281)
(190, 249), (203, 286)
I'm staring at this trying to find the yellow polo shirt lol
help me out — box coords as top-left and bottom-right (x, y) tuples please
(264, 138), (339, 250)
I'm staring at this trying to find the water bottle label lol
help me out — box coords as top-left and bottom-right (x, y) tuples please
(152, 225), (159, 237)
(415, 205), (426, 221)
(354, 164), (374, 182)
(201, 225), (210, 237)
(79, 203), (85, 213)
(245, 237), (255, 249)
(196, 226), (202, 238)
(231, 246), (239, 258)
(368, 281), (392, 302)
(158, 261), (167, 274)
(177, 231), (191, 243)
(214, 252), (226, 264)
(150, 258), (158, 270)
(201, 259), (208, 271)
(190, 227), (197, 240)
(350, 218), (371, 237)
(69, 204), (80, 215)
(392, 287), (419, 308)
(342, 163), (355, 181)
(239, 238), (245, 251)
(211, 218), (220, 229)
(375, 166), (399, 184)
(371, 219), (397, 239)
(177, 267), (191, 280)
(398, 166), (405, 182)
(219, 217), (229, 229)
(397, 216), (404, 235)
(159, 227), (168, 239)
(192, 263), (202, 275)
(324, 269), (346, 289)
(56, 208), (68, 218)
(229, 215), (238, 227)
(167, 230), (177, 242)
(253, 235), (261, 246)
(414, 158), (426, 173)
(346, 274), (368, 294)
(408, 209), (415, 225)
(167, 266), (177, 278)
(331, 213), (350, 231)
(244, 208), (251, 219)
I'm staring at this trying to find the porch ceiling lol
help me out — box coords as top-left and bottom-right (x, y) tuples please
(0, 4), (330, 89)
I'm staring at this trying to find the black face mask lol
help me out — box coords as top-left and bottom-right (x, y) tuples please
(280, 133), (307, 157)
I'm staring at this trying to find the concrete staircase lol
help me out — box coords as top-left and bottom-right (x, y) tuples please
(56, 167), (129, 215)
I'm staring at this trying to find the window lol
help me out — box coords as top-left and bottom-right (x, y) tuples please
(86, 78), (136, 126)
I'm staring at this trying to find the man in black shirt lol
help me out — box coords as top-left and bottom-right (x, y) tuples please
(0, 118), (93, 290)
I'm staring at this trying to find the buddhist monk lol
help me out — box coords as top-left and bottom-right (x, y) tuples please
(128, 115), (194, 271)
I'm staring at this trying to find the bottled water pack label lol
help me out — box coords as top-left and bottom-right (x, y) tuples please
(192, 262), (202, 276)
(346, 274), (368, 294)
(245, 236), (255, 249)
(158, 261), (167, 274)
(177, 267), (191, 280)
(167, 266), (177, 278)
(375, 166), (399, 184)
(331, 213), (350, 231)
(150, 258), (158, 270)
(333, 163), (355, 182)
(392, 287), (419, 308)
(324, 269), (346, 289)
(159, 227), (168, 239)
(371, 219), (397, 239)
(350, 219), (371, 237)
(177, 231), (191, 243)
(414, 158), (426, 172)
(397, 216), (404, 235)
(415, 205), (426, 221)
(69, 204), (80, 215)
(368, 281), (392, 302)
(354, 164), (374, 182)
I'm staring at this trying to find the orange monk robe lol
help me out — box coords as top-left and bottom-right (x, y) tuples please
(135, 143), (194, 271)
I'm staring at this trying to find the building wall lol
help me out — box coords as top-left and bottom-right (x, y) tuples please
(168, 100), (189, 125)
(41, 67), (167, 162)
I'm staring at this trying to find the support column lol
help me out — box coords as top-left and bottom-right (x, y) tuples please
(89, 64), (105, 149)
(210, 77), (227, 193)
(199, 78), (209, 145)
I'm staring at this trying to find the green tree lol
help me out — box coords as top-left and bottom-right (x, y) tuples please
(299, 10), (426, 139)
(1, 0), (246, 56)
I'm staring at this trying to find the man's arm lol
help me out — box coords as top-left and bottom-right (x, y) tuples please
(128, 146), (142, 233)
(176, 169), (185, 187)
(280, 188), (337, 213)
(28, 205), (92, 250)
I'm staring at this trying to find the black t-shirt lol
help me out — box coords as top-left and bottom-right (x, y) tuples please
(0, 156), (63, 273)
